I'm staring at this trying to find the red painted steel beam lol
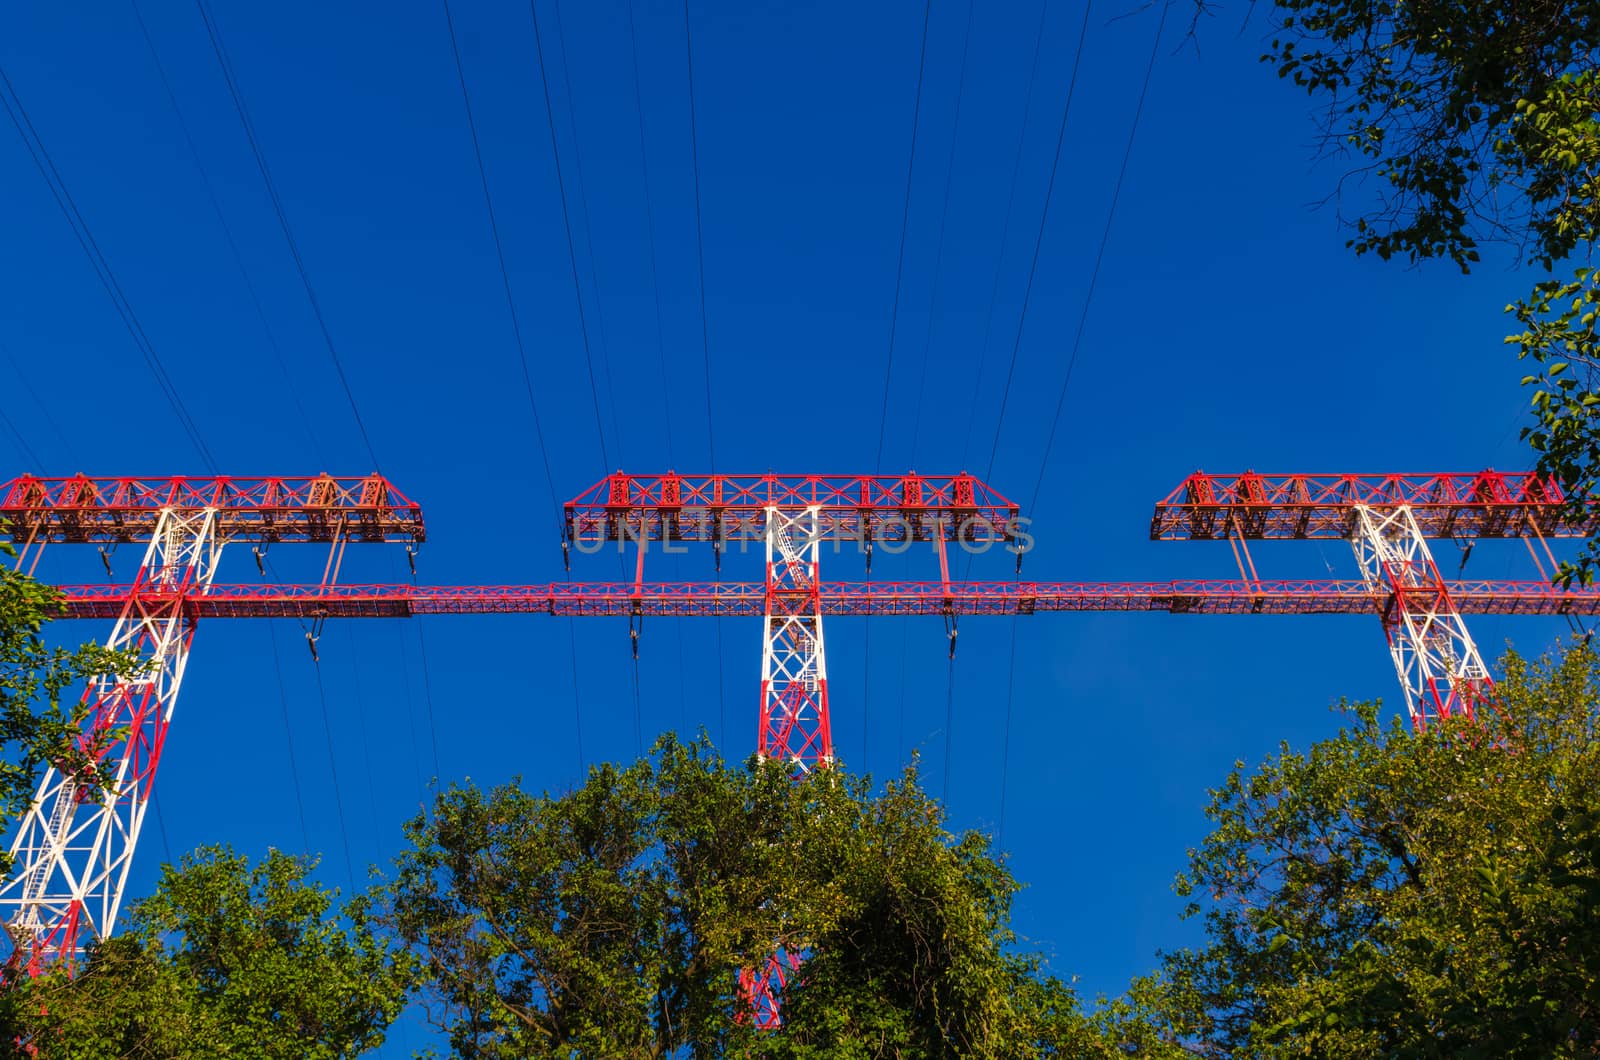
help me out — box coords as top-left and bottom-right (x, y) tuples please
(44, 580), (1600, 620)
(0, 475), (424, 544)
(564, 472), (1020, 544)
(1150, 470), (1587, 540)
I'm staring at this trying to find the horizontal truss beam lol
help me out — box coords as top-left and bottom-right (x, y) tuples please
(565, 472), (1019, 544)
(0, 475), (424, 544)
(1152, 470), (1586, 540)
(43, 580), (1600, 619)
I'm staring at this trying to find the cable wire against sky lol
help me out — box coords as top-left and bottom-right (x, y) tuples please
(395, 549), (445, 784)
(441, 0), (560, 513)
(959, 0), (1051, 469)
(683, 0), (716, 472)
(311, 659), (358, 894)
(909, 0), (976, 458)
(628, 0), (676, 468)
(0, 343), (78, 467)
(682, 1), (730, 744)
(129, 0), (327, 468)
(442, 0), (588, 781)
(0, 407), (41, 469)
(529, 0), (614, 476)
(627, 0), (692, 739)
(1027, 0), (1169, 514)
(192, 0), (382, 472)
(553, 0), (626, 466)
(866, 0), (936, 761)
(0, 66), (217, 472)
(982, 0), (1095, 481)
(871, 0), (935, 472)
(343, 623), (385, 864)
(267, 622), (314, 854)
(1002, 0), (1171, 846)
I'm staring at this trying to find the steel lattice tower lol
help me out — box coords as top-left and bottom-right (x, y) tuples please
(757, 506), (832, 770)
(1151, 469), (1577, 729)
(2, 464), (1596, 984)
(0, 475), (422, 970)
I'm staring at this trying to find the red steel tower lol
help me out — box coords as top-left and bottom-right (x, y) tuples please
(7, 463), (1598, 995)
(565, 471), (1020, 1022)
(1152, 470), (1581, 728)
(563, 472), (1021, 772)
(0, 475), (422, 970)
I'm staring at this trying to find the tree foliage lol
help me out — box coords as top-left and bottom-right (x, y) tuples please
(1264, 0), (1600, 576)
(369, 736), (1106, 1059)
(2, 846), (412, 1058)
(0, 544), (136, 878)
(1121, 646), (1600, 1056)
(1264, 0), (1597, 269)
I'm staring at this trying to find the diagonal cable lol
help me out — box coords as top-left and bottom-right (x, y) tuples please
(192, 0), (381, 471)
(1026, 0), (1169, 513)
(441, 0), (560, 510)
(0, 66), (216, 471)
(530, 0), (614, 474)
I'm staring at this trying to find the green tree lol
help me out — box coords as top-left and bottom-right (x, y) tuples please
(1125, 645), (1600, 1056)
(1262, 0), (1600, 574)
(370, 735), (1107, 1059)
(0, 543), (137, 878)
(3, 846), (413, 1058)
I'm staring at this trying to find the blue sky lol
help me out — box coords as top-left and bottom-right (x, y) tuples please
(1, 0), (1583, 1049)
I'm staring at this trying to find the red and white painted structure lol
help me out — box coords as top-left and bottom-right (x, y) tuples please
(3, 506), (222, 973)
(565, 472), (1022, 1024)
(1, 467), (1595, 985)
(1150, 470), (1580, 727)
(757, 506), (832, 770)
(44, 577), (1600, 619)
(562, 472), (1023, 773)
(0, 475), (422, 970)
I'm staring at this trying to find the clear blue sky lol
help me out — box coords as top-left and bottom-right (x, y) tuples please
(1, 0), (1581, 1050)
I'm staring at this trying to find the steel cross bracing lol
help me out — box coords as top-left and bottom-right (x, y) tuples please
(758, 507), (832, 770)
(1350, 506), (1492, 726)
(0, 508), (221, 972)
(0, 475), (421, 969)
(565, 474), (1022, 1030)
(1151, 470), (1580, 540)
(749, 507), (830, 1030)
(1, 474), (425, 545)
(564, 472), (1020, 557)
(9, 466), (1596, 975)
(1151, 469), (1586, 729)
(44, 579), (1600, 618)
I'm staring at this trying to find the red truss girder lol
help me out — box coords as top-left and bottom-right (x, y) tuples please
(564, 472), (1019, 543)
(45, 580), (1600, 619)
(0, 474), (424, 544)
(1151, 470), (1585, 541)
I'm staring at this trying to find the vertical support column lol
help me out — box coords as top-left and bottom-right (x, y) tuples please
(743, 506), (829, 1029)
(1349, 504), (1492, 730)
(1, 507), (222, 971)
(757, 506), (832, 771)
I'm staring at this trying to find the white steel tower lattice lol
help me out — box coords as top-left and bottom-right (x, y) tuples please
(1349, 504), (1492, 729)
(757, 506), (832, 770)
(1, 507), (222, 970)
(742, 506), (831, 1028)
(0, 471), (424, 973)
